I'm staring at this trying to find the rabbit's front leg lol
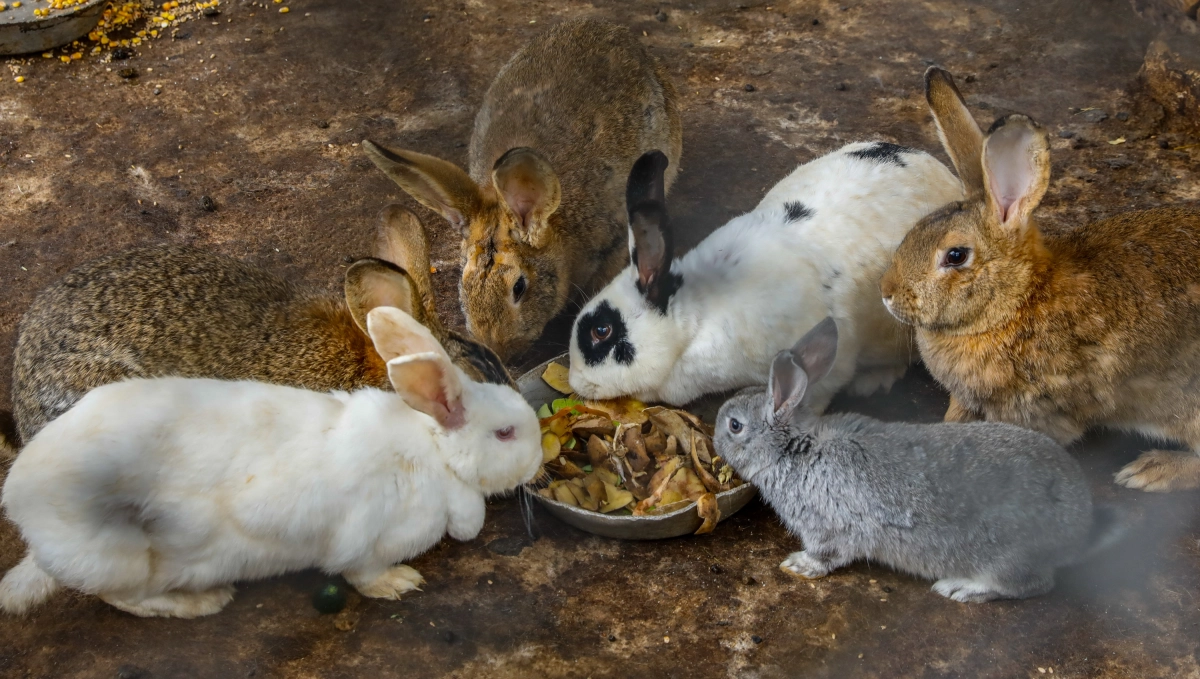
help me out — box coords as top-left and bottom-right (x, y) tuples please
(445, 479), (486, 542)
(344, 564), (425, 600)
(779, 549), (850, 579)
(944, 395), (982, 423)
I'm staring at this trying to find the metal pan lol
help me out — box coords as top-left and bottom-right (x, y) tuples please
(518, 354), (755, 540)
(1, 0), (106, 57)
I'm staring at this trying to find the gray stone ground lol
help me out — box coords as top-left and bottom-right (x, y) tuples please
(1, 0), (1199, 677)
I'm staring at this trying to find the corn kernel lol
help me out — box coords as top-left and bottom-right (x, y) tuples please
(12, 1), (20, 5)
(42, 52), (52, 58)
(279, 6), (288, 11)
(60, 55), (71, 63)
(71, 52), (82, 60)
(14, 76), (25, 83)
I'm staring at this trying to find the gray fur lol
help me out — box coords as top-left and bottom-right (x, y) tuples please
(714, 317), (1119, 603)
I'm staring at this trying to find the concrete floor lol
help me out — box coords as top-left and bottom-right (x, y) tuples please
(2, 0), (1200, 677)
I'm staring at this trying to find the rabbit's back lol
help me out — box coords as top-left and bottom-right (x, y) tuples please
(13, 246), (387, 442)
(470, 19), (681, 229)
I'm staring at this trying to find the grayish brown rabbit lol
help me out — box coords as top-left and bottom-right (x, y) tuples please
(10, 206), (510, 445)
(363, 18), (683, 360)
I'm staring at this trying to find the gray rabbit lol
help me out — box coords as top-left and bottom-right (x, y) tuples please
(714, 317), (1122, 603)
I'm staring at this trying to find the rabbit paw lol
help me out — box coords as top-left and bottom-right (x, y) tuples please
(779, 551), (832, 579)
(850, 365), (907, 397)
(1115, 450), (1200, 492)
(347, 565), (425, 600)
(932, 578), (1002, 603)
(101, 585), (235, 618)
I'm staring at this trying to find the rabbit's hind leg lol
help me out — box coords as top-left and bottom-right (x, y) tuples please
(100, 585), (234, 618)
(1115, 449), (1200, 492)
(933, 569), (1054, 603)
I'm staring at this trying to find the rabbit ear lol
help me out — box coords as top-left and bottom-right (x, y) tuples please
(627, 151), (676, 313)
(492, 147), (562, 248)
(981, 115), (1050, 230)
(770, 317), (840, 418)
(375, 204), (445, 336)
(366, 307), (466, 430)
(769, 351), (810, 419)
(362, 140), (482, 235)
(345, 258), (420, 334)
(791, 317), (839, 383)
(924, 67), (985, 195)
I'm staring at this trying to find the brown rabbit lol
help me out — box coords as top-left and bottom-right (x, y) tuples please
(362, 18), (683, 361)
(879, 66), (1200, 493)
(10, 206), (510, 445)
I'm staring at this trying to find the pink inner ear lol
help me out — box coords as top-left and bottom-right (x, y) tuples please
(985, 125), (1037, 226)
(504, 185), (538, 229)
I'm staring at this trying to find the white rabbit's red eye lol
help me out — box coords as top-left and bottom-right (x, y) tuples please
(729, 418), (744, 434)
(591, 324), (613, 343)
(941, 247), (971, 268)
(495, 426), (516, 441)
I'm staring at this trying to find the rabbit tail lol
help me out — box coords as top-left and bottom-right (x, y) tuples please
(0, 553), (61, 615)
(1080, 504), (1125, 562)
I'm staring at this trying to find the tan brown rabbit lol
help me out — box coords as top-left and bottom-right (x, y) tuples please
(879, 66), (1200, 493)
(362, 18), (683, 360)
(10, 206), (510, 445)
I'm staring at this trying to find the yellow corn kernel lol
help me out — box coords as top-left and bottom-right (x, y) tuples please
(71, 52), (82, 60)
(60, 55), (71, 63)
(101, 37), (110, 44)
(14, 76), (25, 83)
(42, 52), (52, 58)
(149, 29), (157, 37)
(131, 37), (141, 45)
(11, 1), (19, 6)
(279, 6), (288, 11)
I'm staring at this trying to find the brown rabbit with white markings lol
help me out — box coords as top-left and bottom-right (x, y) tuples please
(363, 18), (683, 361)
(879, 67), (1200, 492)
(10, 206), (509, 446)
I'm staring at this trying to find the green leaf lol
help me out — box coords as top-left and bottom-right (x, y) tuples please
(536, 403), (552, 419)
(551, 398), (582, 414)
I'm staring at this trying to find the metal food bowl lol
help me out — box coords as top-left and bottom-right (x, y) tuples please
(0, 0), (106, 57)
(518, 354), (755, 540)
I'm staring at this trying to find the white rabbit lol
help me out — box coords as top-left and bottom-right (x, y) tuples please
(0, 306), (542, 618)
(568, 143), (963, 411)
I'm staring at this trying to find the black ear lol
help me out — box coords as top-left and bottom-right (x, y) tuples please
(626, 151), (678, 313)
(769, 317), (840, 419)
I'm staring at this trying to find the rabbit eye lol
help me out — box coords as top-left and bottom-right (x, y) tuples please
(941, 247), (970, 268)
(591, 324), (612, 343)
(728, 417), (743, 434)
(494, 426), (516, 441)
(512, 276), (528, 304)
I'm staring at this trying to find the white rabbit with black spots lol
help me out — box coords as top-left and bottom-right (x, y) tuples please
(0, 306), (542, 618)
(714, 317), (1124, 603)
(569, 142), (962, 411)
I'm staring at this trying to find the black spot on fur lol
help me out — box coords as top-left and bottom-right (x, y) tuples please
(847, 142), (914, 167)
(784, 201), (814, 222)
(455, 335), (512, 386)
(987, 116), (1009, 134)
(576, 301), (635, 367)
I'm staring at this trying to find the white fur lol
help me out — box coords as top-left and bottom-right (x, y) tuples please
(569, 142), (964, 409)
(0, 309), (541, 618)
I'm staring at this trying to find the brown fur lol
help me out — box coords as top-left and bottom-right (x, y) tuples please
(11, 208), (511, 444)
(880, 67), (1200, 492)
(363, 18), (683, 360)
